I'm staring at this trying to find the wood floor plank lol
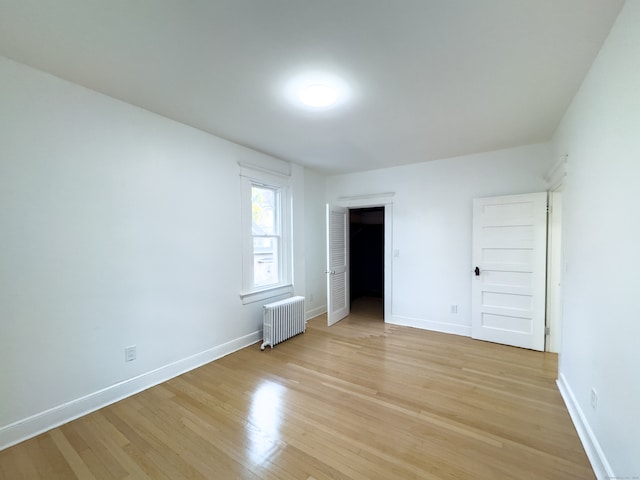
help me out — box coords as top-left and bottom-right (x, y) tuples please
(48, 429), (97, 480)
(0, 298), (594, 479)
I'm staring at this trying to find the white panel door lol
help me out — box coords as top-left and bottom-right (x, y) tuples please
(472, 192), (547, 351)
(326, 205), (349, 326)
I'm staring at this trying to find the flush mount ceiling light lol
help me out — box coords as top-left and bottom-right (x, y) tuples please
(298, 84), (338, 108)
(283, 70), (351, 111)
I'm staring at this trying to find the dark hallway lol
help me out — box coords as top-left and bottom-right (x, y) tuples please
(349, 207), (384, 319)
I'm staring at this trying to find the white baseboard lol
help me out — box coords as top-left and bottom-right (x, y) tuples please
(556, 373), (613, 480)
(387, 315), (472, 337)
(306, 305), (327, 321)
(0, 330), (262, 451)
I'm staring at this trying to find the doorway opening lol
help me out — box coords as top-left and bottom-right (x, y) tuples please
(349, 207), (384, 320)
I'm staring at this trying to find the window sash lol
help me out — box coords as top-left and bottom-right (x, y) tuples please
(251, 185), (278, 236)
(252, 235), (280, 287)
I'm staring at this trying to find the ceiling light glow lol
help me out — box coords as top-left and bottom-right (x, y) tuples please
(283, 70), (351, 111)
(298, 84), (338, 107)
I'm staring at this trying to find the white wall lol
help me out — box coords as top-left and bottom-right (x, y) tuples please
(326, 143), (551, 334)
(304, 169), (328, 319)
(552, 1), (640, 477)
(0, 56), (317, 448)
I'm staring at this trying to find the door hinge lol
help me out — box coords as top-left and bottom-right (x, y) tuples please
(545, 327), (550, 335)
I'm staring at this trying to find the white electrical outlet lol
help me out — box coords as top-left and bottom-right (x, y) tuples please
(590, 388), (598, 410)
(450, 304), (458, 314)
(125, 345), (137, 362)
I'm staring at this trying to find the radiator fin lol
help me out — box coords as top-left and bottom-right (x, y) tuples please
(261, 296), (305, 350)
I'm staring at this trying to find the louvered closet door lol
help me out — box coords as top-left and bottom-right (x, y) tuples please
(326, 205), (350, 326)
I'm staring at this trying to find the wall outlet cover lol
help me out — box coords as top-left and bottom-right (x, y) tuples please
(125, 345), (137, 362)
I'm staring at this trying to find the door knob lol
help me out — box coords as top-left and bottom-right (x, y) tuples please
(474, 266), (480, 276)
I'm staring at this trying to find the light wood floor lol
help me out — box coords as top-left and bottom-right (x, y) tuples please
(0, 298), (593, 479)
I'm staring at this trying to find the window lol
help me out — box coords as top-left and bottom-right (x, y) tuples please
(251, 185), (279, 287)
(240, 166), (292, 303)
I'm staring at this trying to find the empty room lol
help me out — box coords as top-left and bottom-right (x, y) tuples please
(1, 1), (638, 479)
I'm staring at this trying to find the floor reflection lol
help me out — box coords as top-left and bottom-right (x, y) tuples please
(247, 380), (285, 466)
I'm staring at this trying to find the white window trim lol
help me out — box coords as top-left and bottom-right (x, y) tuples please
(239, 164), (293, 304)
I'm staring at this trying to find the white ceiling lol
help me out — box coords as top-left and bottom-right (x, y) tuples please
(0, 0), (624, 174)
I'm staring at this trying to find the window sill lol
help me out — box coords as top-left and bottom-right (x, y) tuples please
(240, 284), (293, 305)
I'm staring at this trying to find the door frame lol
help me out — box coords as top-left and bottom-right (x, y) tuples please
(332, 192), (394, 322)
(546, 185), (564, 353)
(544, 154), (567, 353)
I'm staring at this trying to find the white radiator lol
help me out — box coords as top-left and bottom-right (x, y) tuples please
(261, 296), (305, 350)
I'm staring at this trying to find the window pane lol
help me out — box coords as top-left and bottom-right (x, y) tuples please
(252, 186), (276, 235)
(253, 236), (279, 286)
